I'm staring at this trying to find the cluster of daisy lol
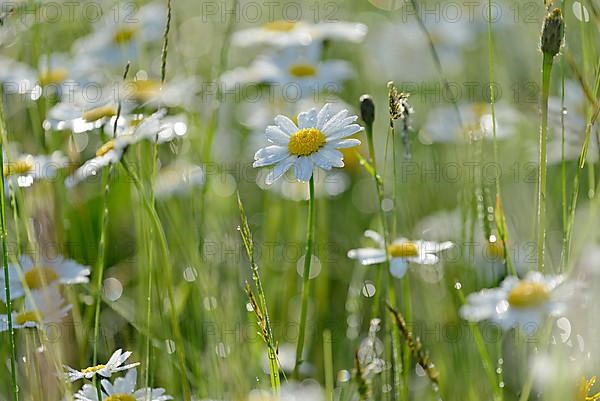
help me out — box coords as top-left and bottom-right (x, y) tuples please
(226, 18), (367, 187)
(0, 2), (200, 195)
(0, 255), (89, 332)
(65, 349), (172, 401)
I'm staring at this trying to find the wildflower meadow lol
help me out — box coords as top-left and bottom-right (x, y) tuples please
(0, 0), (598, 400)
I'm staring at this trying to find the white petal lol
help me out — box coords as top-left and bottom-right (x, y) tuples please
(253, 146), (289, 167)
(347, 248), (386, 265)
(316, 104), (334, 130)
(265, 157), (294, 185)
(265, 125), (291, 145)
(326, 124), (363, 141)
(321, 109), (349, 133)
(329, 138), (361, 148)
(274, 115), (299, 135)
(297, 108), (317, 129)
(294, 157), (314, 182)
(364, 230), (384, 246)
(390, 258), (408, 278)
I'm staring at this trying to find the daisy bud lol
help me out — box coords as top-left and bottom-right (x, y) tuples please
(360, 94), (375, 127)
(540, 8), (564, 57)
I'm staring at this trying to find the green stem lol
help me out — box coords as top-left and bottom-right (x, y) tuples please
(92, 168), (112, 367)
(364, 114), (403, 401)
(457, 287), (501, 400)
(94, 377), (103, 401)
(536, 54), (554, 272)
(293, 176), (315, 379)
(120, 160), (191, 401)
(486, 0), (516, 276)
(0, 96), (19, 401)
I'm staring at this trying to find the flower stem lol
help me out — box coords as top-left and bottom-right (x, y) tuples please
(536, 53), (554, 272)
(293, 175), (315, 379)
(0, 96), (19, 401)
(94, 377), (103, 401)
(120, 160), (191, 401)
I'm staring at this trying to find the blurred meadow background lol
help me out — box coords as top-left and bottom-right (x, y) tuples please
(0, 0), (598, 400)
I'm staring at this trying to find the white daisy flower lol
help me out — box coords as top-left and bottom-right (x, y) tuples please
(44, 90), (130, 134)
(366, 18), (475, 82)
(347, 230), (454, 278)
(0, 286), (71, 331)
(0, 55), (37, 95)
(66, 110), (186, 187)
(122, 76), (200, 111)
(3, 151), (69, 188)
(74, 369), (172, 401)
(232, 20), (367, 47)
(154, 161), (204, 199)
(65, 349), (140, 382)
(420, 102), (523, 144)
(0, 255), (90, 302)
(253, 103), (362, 184)
(221, 43), (353, 97)
(460, 272), (567, 331)
(73, 2), (166, 67)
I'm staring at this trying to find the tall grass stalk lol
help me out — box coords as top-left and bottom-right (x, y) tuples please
(0, 99), (19, 401)
(120, 159), (191, 401)
(237, 193), (280, 393)
(294, 175), (316, 379)
(537, 8), (564, 272)
(486, 0), (516, 276)
(359, 95), (403, 401)
(536, 54), (554, 272)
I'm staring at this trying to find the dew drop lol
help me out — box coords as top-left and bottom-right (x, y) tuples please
(454, 282), (462, 290)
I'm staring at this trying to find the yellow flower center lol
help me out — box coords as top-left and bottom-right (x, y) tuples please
(96, 140), (117, 157)
(288, 63), (318, 78)
(39, 68), (68, 86)
(24, 266), (60, 290)
(3, 160), (33, 176)
(105, 394), (136, 401)
(388, 242), (419, 258)
(113, 27), (137, 44)
(129, 79), (161, 102)
(15, 310), (42, 325)
(80, 364), (106, 374)
(507, 281), (550, 308)
(83, 105), (117, 123)
(263, 20), (296, 32)
(288, 128), (326, 156)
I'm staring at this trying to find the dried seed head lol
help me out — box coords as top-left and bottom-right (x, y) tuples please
(540, 8), (564, 57)
(360, 94), (375, 126)
(388, 82), (413, 122)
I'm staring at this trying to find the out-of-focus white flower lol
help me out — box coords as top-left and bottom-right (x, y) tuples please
(232, 20), (367, 47)
(253, 103), (361, 184)
(65, 349), (140, 382)
(154, 161), (204, 199)
(73, 2), (167, 67)
(121, 75), (200, 110)
(421, 102), (523, 144)
(44, 90), (130, 134)
(348, 230), (454, 278)
(0, 255), (90, 302)
(221, 43), (353, 97)
(460, 272), (568, 332)
(75, 369), (173, 400)
(3, 151), (69, 187)
(66, 110), (187, 187)
(366, 18), (475, 82)
(0, 286), (71, 331)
